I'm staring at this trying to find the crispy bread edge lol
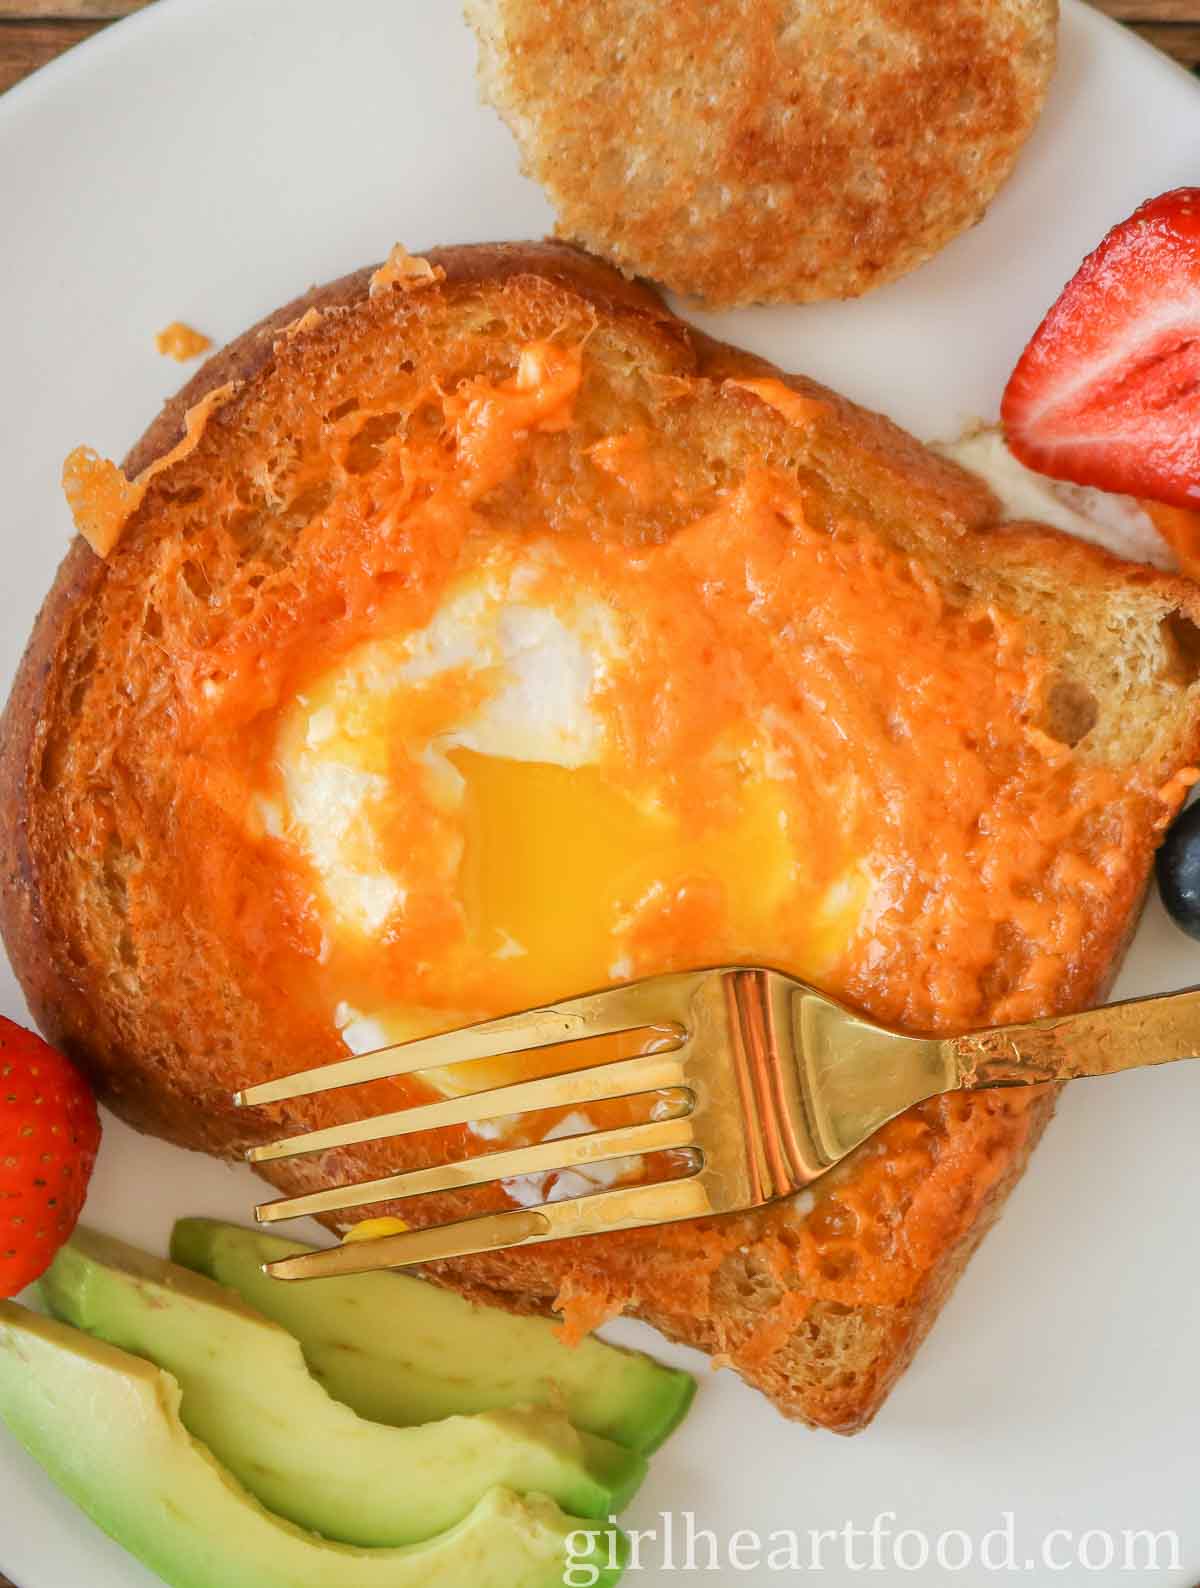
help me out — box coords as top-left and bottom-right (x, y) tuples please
(433, 1084), (1057, 1432)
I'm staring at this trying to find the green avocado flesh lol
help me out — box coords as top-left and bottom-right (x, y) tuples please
(0, 1301), (624, 1588)
(40, 1229), (643, 1547)
(171, 1219), (695, 1454)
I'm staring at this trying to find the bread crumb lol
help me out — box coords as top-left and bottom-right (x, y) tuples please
(155, 322), (211, 362)
(370, 244), (446, 298)
(62, 381), (239, 558)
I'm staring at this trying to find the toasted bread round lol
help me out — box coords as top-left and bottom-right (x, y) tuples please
(465, 0), (1058, 305)
(4, 242), (1199, 1435)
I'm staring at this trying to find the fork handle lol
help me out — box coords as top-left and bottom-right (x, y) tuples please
(947, 985), (1200, 1088)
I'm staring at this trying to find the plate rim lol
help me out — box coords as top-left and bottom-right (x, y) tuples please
(3, 5), (1200, 1588)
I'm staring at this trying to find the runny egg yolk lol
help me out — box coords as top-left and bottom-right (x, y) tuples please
(453, 748), (799, 1010)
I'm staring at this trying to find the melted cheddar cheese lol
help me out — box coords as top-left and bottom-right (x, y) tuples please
(155, 322), (212, 362)
(94, 335), (1189, 1264)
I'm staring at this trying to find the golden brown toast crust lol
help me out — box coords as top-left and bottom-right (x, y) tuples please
(3, 241), (1198, 1433)
(466, 0), (1058, 305)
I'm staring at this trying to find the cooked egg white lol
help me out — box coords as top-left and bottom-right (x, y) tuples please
(278, 549), (618, 936)
(939, 426), (1173, 570)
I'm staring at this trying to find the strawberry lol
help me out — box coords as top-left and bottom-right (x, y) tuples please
(0, 1017), (100, 1296)
(1002, 188), (1200, 512)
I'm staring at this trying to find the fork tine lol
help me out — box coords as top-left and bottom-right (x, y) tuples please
(261, 1176), (714, 1280)
(252, 1114), (697, 1224)
(245, 1050), (689, 1165)
(235, 990), (680, 1108)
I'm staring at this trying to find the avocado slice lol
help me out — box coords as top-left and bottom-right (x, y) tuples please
(172, 1219), (695, 1454)
(40, 1229), (643, 1548)
(0, 1300), (624, 1588)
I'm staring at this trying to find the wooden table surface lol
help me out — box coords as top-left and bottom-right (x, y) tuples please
(1, 0), (1200, 91)
(0, 2), (1197, 1587)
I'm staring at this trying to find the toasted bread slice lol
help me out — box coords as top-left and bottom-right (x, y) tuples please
(465, 0), (1058, 305)
(3, 241), (1199, 1434)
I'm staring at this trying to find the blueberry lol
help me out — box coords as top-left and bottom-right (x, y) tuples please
(1156, 800), (1200, 940)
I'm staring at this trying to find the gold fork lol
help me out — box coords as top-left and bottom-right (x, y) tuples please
(234, 968), (1200, 1282)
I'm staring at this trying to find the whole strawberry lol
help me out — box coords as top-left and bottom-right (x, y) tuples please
(0, 1016), (100, 1296)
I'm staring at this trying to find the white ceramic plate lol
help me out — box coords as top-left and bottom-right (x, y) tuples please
(2, 5), (1199, 1585)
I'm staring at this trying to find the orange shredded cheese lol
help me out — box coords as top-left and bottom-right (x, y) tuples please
(1155, 766), (1200, 826)
(369, 244), (446, 299)
(1145, 501), (1200, 581)
(276, 307), (324, 344)
(154, 322), (212, 362)
(442, 341), (583, 498)
(587, 430), (659, 504)
(62, 382), (240, 559)
(728, 377), (827, 428)
(552, 1274), (629, 1346)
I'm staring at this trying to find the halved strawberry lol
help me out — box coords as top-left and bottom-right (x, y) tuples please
(1002, 188), (1200, 512)
(0, 1017), (101, 1296)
